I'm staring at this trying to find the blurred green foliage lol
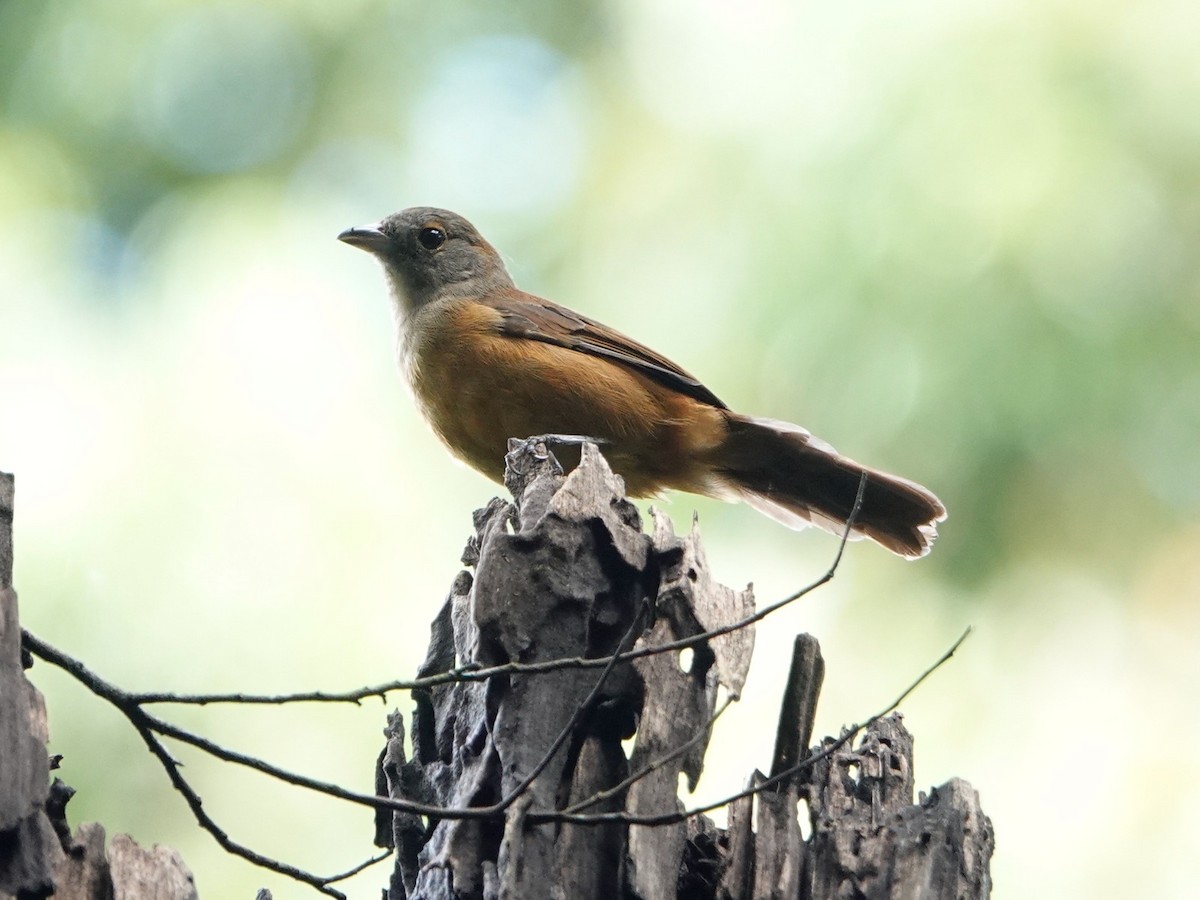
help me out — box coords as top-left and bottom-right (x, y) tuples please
(2, 0), (1197, 897)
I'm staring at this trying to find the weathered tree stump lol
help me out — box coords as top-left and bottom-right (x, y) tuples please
(0, 474), (62, 898)
(0, 473), (197, 900)
(804, 718), (993, 900)
(374, 444), (993, 899)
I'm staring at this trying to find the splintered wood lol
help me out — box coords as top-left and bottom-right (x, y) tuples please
(374, 444), (993, 899)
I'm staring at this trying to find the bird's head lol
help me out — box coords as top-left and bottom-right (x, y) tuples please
(339, 207), (514, 313)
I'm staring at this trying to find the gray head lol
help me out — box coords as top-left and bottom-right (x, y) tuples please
(338, 207), (514, 313)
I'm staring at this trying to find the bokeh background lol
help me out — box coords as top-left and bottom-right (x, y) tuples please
(3, 0), (1198, 896)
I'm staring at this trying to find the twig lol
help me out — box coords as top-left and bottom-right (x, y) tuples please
(132, 475), (869, 708)
(525, 625), (972, 826)
(563, 694), (734, 814)
(490, 601), (650, 814)
(21, 629), (369, 896)
(22, 630), (498, 820)
(20, 621), (968, 837)
(324, 850), (392, 885)
(13, 475), (886, 899)
(129, 715), (346, 898)
(15, 456), (969, 900)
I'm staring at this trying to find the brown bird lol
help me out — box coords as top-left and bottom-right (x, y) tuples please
(339, 208), (946, 558)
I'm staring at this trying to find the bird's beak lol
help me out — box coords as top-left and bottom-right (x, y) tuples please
(337, 224), (389, 254)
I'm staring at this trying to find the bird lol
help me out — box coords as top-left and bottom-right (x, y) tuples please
(339, 207), (946, 558)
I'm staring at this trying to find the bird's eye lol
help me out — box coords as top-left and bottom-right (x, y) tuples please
(418, 226), (446, 251)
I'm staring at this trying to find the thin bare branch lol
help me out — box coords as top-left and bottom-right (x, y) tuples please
(132, 475), (868, 709)
(526, 625), (972, 827)
(324, 850), (392, 885)
(22, 629), (498, 820)
(563, 694), (734, 814)
(128, 714), (346, 898)
(491, 601), (649, 814)
(12, 475), (911, 900)
(19, 621), (967, 843)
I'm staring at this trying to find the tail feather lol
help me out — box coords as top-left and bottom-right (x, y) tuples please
(710, 414), (946, 559)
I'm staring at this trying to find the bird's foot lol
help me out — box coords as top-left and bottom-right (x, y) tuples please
(505, 434), (607, 461)
(503, 434), (607, 497)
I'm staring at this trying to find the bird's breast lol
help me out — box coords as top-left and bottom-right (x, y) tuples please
(401, 299), (728, 495)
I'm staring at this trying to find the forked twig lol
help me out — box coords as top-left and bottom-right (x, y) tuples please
(19, 472), (967, 900)
(132, 475), (870, 709)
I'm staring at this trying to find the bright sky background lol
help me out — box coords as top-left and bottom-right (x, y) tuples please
(2, 0), (1198, 896)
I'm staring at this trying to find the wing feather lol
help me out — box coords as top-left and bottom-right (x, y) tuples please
(485, 292), (727, 410)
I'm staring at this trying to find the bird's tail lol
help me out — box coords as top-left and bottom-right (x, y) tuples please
(706, 413), (946, 559)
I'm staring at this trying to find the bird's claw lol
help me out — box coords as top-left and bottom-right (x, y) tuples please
(505, 434), (607, 461)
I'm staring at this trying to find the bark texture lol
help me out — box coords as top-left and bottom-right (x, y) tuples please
(374, 445), (994, 900)
(804, 719), (994, 900)
(376, 442), (754, 899)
